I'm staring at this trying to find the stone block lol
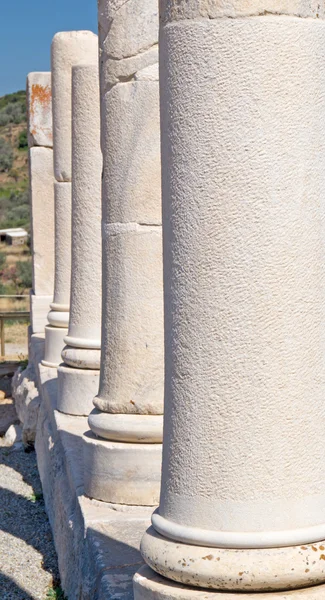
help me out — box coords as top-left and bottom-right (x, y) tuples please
(57, 363), (100, 416)
(101, 45), (158, 91)
(51, 31), (98, 181)
(160, 0), (325, 22)
(29, 147), (55, 297)
(83, 430), (162, 505)
(102, 81), (161, 224)
(30, 293), (52, 334)
(27, 72), (53, 147)
(95, 223), (164, 415)
(42, 325), (68, 368)
(134, 565), (325, 600)
(34, 356), (154, 600)
(98, 0), (158, 61)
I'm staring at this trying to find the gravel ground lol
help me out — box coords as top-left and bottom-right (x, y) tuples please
(0, 441), (61, 599)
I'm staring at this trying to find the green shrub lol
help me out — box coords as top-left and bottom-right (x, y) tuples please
(16, 260), (32, 290)
(18, 129), (28, 149)
(0, 138), (14, 172)
(0, 189), (30, 229)
(0, 252), (5, 272)
(0, 91), (26, 126)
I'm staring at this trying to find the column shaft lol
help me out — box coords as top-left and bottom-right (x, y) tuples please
(57, 63), (102, 416)
(83, 0), (164, 506)
(137, 1), (325, 596)
(42, 30), (98, 368)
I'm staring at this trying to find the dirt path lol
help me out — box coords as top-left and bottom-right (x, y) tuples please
(0, 430), (62, 599)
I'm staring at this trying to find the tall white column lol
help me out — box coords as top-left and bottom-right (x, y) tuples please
(27, 72), (54, 334)
(135, 1), (325, 598)
(42, 31), (98, 368)
(57, 64), (102, 416)
(83, 0), (164, 506)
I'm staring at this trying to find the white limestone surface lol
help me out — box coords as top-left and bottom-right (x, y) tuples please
(95, 224), (164, 415)
(57, 364), (100, 416)
(98, 0), (158, 91)
(27, 72), (53, 147)
(33, 353), (153, 600)
(160, 0), (325, 21)
(30, 294), (53, 334)
(12, 334), (45, 443)
(51, 31), (98, 181)
(88, 409), (163, 443)
(134, 566), (325, 600)
(64, 64), (102, 351)
(157, 14), (325, 549)
(141, 528), (325, 592)
(61, 346), (101, 369)
(102, 81), (161, 224)
(83, 431), (162, 505)
(50, 181), (72, 315)
(43, 325), (68, 368)
(29, 147), (55, 297)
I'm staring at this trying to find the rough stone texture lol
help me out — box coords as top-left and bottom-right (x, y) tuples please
(27, 72), (53, 147)
(102, 81), (161, 224)
(160, 0), (325, 22)
(2, 423), (23, 447)
(158, 15), (325, 547)
(134, 566), (325, 600)
(57, 364), (100, 416)
(98, 0), (158, 91)
(12, 333), (45, 443)
(51, 181), (72, 311)
(29, 147), (55, 298)
(51, 31), (98, 182)
(65, 64), (102, 350)
(32, 340), (154, 600)
(141, 528), (325, 592)
(136, 10), (325, 598)
(95, 224), (164, 415)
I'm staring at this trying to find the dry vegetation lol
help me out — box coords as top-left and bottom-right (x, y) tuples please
(0, 91), (30, 359)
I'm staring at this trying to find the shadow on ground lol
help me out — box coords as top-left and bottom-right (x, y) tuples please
(0, 443), (61, 599)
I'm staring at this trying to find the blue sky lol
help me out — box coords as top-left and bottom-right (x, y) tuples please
(0, 0), (97, 96)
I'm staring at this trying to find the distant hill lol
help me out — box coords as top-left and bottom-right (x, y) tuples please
(0, 91), (32, 299)
(0, 90), (29, 232)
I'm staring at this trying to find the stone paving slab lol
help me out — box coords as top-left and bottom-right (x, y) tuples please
(34, 339), (153, 600)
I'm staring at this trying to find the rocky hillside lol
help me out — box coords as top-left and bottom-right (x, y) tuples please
(0, 91), (32, 297)
(0, 91), (29, 232)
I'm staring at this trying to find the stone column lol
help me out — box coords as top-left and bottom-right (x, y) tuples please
(57, 64), (102, 416)
(27, 72), (54, 334)
(83, 0), (164, 506)
(42, 31), (98, 368)
(135, 2), (325, 598)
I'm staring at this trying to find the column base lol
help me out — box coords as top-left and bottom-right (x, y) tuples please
(47, 308), (69, 328)
(61, 345), (101, 369)
(140, 528), (325, 592)
(88, 409), (163, 442)
(134, 565), (325, 600)
(83, 431), (162, 506)
(30, 293), (52, 334)
(57, 363), (100, 415)
(42, 325), (68, 368)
